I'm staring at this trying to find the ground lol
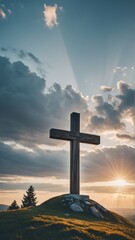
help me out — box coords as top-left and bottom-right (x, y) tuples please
(0, 194), (135, 240)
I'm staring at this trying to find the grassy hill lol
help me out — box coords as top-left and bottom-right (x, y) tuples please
(0, 195), (135, 240)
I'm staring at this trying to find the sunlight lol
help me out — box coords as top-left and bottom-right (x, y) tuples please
(45, 26), (79, 91)
(113, 178), (127, 187)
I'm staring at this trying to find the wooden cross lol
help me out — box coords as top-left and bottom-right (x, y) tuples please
(50, 112), (100, 195)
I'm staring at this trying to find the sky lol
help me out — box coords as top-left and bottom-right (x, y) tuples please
(0, 0), (135, 209)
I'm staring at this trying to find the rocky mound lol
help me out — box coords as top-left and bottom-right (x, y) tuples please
(62, 194), (106, 218)
(40, 194), (131, 225)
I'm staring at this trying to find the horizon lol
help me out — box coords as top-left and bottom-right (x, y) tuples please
(0, 195), (135, 212)
(0, 0), (135, 210)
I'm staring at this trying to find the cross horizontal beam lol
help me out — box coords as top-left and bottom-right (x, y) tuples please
(50, 112), (100, 195)
(50, 128), (100, 145)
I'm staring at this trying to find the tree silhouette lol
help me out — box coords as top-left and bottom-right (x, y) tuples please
(8, 200), (19, 210)
(21, 185), (37, 208)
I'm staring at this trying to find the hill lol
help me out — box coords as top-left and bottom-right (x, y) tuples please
(0, 194), (135, 240)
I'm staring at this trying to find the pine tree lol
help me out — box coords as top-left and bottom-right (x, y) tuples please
(21, 185), (37, 208)
(8, 200), (19, 210)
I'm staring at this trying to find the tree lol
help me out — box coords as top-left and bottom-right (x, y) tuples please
(8, 200), (19, 210)
(21, 185), (37, 208)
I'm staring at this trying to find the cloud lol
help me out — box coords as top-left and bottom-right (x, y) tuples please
(27, 52), (42, 64)
(43, 4), (61, 29)
(1, 48), (42, 65)
(117, 81), (135, 110)
(116, 133), (135, 141)
(0, 180), (134, 195)
(1, 47), (7, 52)
(81, 145), (135, 183)
(0, 141), (69, 179)
(116, 81), (135, 125)
(92, 95), (103, 105)
(7, 9), (12, 15)
(0, 142), (135, 186)
(18, 49), (26, 59)
(0, 47), (46, 78)
(0, 1), (12, 20)
(0, 57), (134, 144)
(0, 8), (6, 19)
(89, 94), (124, 132)
(100, 86), (113, 92)
(82, 185), (134, 194)
(88, 81), (135, 133)
(0, 56), (89, 146)
(0, 181), (67, 193)
(0, 56), (134, 144)
(0, 56), (46, 145)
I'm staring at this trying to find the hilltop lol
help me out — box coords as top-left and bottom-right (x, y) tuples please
(0, 194), (135, 240)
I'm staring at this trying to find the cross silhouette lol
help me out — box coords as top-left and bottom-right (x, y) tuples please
(50, 112), (100, 195)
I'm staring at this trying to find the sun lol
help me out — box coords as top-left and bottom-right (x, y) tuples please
(113, 178), (127, 187)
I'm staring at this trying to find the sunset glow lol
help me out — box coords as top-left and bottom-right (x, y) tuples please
(113, 178), (127, 187)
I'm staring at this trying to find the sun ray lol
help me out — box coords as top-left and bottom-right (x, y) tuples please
(113, 178), (127, 187)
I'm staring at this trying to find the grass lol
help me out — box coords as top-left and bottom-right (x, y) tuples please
(0, 195), (135, 240)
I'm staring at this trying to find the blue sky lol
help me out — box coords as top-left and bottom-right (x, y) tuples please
(1, 0), (135, 93)
(0, 0), (135, 208)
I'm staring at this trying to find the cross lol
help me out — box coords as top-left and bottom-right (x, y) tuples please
(50, 112), (100, 195)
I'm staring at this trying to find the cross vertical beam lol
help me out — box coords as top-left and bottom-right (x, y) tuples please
(70, 112), (80, 194)
(49, 112), (100, 195)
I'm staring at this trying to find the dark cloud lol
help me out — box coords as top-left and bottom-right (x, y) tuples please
(116, 81), (135, 125)
(0, 141), (134, 185)
(89, 95), (124, 131)
(18, 50), (45, 77)
(18, 49), (26, 59)
(0, 56), (47, 145)
(0, 47), (42, 65)
(92, 95), (103, 105)
(1, 47), (7, 52)
(116, 133), (135, 141)
(0, 181), (134, 194)
(88, 81), (135, 132)
(27, 52), (41, 64)
(0, 141), (69, 178)
(117, 81), (135, 111)
(0, 56), (89, 146)
(0, 54), (134, 138)
(0, 182), (67, 193)
(81, 145), (135, 183)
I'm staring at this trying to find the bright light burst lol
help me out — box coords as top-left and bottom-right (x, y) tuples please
(113, 178), (127, 187)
